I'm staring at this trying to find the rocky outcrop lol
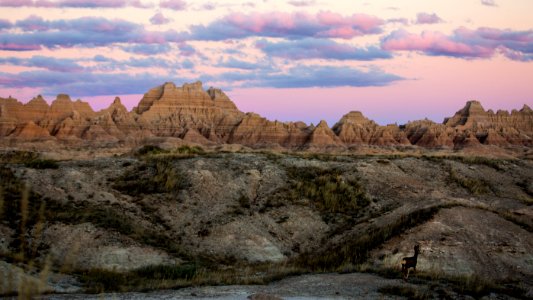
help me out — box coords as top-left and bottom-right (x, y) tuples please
(135, 81), (244, 141)
(443, 101), (532, 147)
(9, 121), (51, 140)
(228, 113), (311, 148)
(333, 111), (411, 147)
(305, 120), (343, 149)
(0, 83), (531, 150)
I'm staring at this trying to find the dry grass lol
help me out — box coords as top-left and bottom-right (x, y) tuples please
(448, 168), (490, 195)
(78, 262), (305, 293)
(0, 167), (52, 297)
(297, 204), (456, 271)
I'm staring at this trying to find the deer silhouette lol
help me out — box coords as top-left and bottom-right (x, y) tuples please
(401, 244), (420, 280)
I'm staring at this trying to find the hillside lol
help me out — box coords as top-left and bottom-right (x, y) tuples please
(0, 149), (531, 298)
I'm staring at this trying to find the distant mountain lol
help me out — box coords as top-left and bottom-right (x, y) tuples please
(0, 81), (531, 150)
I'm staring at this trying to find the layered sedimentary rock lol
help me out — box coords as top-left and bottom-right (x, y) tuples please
(228, 113), (310, 148)
(305, 120), (343, 149)
(0, 83), (531, 150)
(135, 82), (244, 141)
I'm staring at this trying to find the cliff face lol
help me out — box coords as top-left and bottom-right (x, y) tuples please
(0, 84), (531, 150)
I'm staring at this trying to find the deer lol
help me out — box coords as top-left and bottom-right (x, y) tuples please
(401, 244), (420, 280)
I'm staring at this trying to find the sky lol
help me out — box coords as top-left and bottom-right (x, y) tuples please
(0, 0), (532, 125)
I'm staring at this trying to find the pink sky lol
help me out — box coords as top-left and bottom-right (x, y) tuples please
(0, 0), (531, 125)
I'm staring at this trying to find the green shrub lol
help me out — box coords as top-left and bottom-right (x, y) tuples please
(135, 263), (197, 280)
(0, 150), (39, 163)
(24, 159), (59, 169)
(113, 161), (184, 195)
(136, 145), (167, 156)
(176, 145), (205, 155)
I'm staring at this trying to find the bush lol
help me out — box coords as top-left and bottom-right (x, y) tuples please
(136, 145), (167, 156)
(0, 150), (39, 163)
(113, 161), (184, 195)
(24, 159), (59, 169)
(135, 263), (197, 280)
(176, 145), (205, 155)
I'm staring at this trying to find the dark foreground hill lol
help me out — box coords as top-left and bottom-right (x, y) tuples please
(0, 149), (531, 298)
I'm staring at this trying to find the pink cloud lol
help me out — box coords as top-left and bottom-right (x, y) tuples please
(0, 43), (42, 51)
(415, 12), (443, 24)
(382, 29), (493, 58)
(190, 11), (383, 40)
(0, 0), (151, 8)
(0, 0), (33, 6)
(159, 0), (185, 10)
(316, 12), (382, 32)
(150, 12), (170, 25)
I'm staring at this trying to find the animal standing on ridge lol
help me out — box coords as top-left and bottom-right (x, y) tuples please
(401, 244), (420, 280)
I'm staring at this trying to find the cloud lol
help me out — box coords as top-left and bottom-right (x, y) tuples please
(287, 0), (314, 6)
(178, 42), (196, 56)
(381, 27), (533, 60)
(201, 3), (215, 10)
(160, 0), (186, 10)
(121, 44), (171, 55)
(150, 12), (171, 25)
(1, 16), (184, 50)
(0, 0), (151, 8)
(182, 59), (194, 69)
(0, 54), (186, 73)
(0, 70), (186, 96)
(189, 11), (383, 40)
(0, 19), (12, 30)
(415, 13), (443, 24)
(89, 55), (184, 71)
(253, 66), (403, 88)
(257, 38), (392, 60)
(481, 0), (497, 6)
(0, 55), (84, 72)
(216, 65), (403, 88)
(217, 57), (270, 70)
(387, 18), (409, 25)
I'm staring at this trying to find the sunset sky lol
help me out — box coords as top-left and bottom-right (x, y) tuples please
(0, 0), (532, 125)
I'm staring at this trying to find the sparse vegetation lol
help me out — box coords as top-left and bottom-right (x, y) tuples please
(79, 263), (199, 293)
(0, 150), (39, 164)
(1, 152), (531, 297)
(24, 159), (60, 169)
(298, 204), (455, 270)
(113, 160), (185, 195)
(136, 144), (205, 159)
(448, 168), (490, 194)
(286, 166), (370, 217)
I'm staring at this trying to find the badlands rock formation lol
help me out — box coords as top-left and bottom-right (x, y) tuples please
(0, 82), (531, 150)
